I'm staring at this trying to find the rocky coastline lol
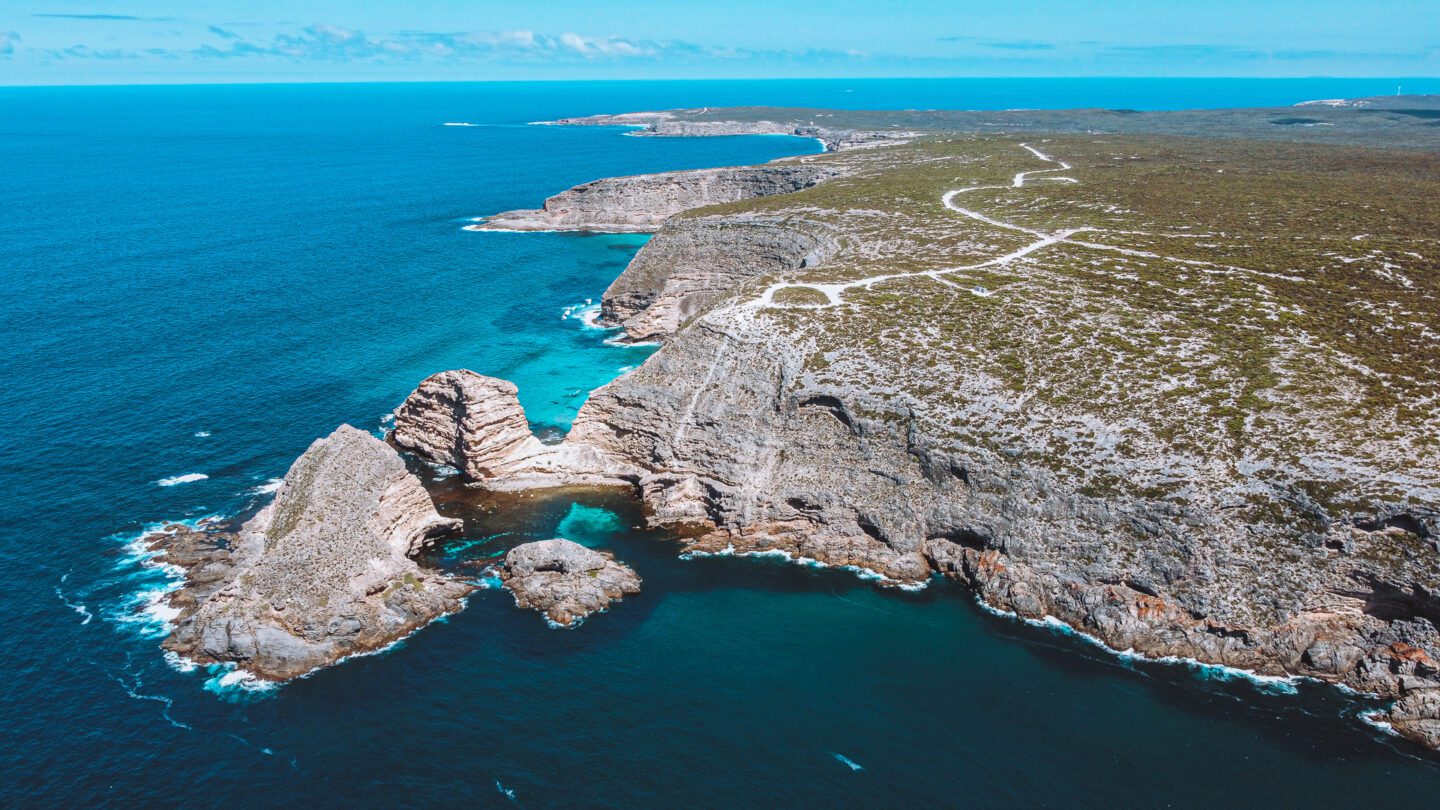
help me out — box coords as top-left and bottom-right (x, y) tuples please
(158, 425), (471, 681)
(536, 109), (922, 152)
(469, 163), (844, 233)
(150, 101), (1439, 753)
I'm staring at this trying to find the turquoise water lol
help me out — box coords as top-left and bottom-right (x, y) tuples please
(4, 80), (1440, 805)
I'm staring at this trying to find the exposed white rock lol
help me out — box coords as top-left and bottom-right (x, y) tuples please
(470, 164), (844, 233)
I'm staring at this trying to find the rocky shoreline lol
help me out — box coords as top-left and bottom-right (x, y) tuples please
(150, 101), (1439, 753)
(159, 425), (471, 681)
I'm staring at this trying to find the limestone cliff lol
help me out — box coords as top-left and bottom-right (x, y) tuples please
(392, 370), (538, 479)
(472, 163), (843, 233)
(462, 117), (1440, 753)
(160, 425), (469, 681)
(599, 214), (839, 341)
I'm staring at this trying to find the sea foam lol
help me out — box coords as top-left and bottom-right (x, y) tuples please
(679, 545), (929, 591)
(561, 299), (609, 330)
(978, 601), (1301, 695)
(156, 473), (208, 487)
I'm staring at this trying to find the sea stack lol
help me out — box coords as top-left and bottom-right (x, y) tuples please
(392, 369), (541, 480)
(392, 369), (642, 489)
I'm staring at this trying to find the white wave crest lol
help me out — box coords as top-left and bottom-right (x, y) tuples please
(250, 478), (283, 495)
(54, 570), (94, 619)
(679, 545), (929, 590)
(156, 473), (208, 487)
(203, 665), (279, 700)
(979, 602), (1301, 695)
(561, 299), (610, 330)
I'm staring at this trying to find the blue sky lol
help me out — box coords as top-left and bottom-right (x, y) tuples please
(1, 0), (1437, 84)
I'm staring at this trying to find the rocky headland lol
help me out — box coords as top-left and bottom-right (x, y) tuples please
(158, 425), (470, 681)
(538, 109), (922, 152)
(447, 104), (1440, 752)
(499, 539), (642, 627)
(148, 98), (1440, 753)
(471, 163), (844, 233)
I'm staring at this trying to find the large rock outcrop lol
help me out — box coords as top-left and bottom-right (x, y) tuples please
(391, 369), (640, 489)
(470, 163), (843, 233)
(1387, 685), (1440, 749)
(599, 214), (839, 341)
(392, 370), (538, 479)
(161, 425), (469, 681)
(499, 539), (641, 627)
(564, 301), (1440, 749)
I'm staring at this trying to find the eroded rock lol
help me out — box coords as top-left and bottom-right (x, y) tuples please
(161, 424), (468, 681)
(471, 164), (843, 233)
(600, 214), (839, 341)
(392, 369), (640, 489)
(392, 369), (539, 480)
(499, 539), (641, 627)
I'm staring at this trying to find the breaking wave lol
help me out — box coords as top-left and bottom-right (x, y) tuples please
(155, 473), (208, 487)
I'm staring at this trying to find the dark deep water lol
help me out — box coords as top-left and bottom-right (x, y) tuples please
(3, 80), (1440, 806)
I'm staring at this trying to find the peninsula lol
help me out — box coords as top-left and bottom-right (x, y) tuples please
(155, 96), (1440, 754)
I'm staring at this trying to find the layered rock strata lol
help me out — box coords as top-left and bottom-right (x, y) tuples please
(391, 368), (639, 489)
(563, 308), (1440, 749)
(160, 425), (469, 681)
(470, 163), (843, 233)
(599, 214), (839, 341)
(499, 539), (641, 627)
(459, 116), (1440, 753)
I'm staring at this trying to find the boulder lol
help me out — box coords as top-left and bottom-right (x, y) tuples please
(500, 539), (641, 627)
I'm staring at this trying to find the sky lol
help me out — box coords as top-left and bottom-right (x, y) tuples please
(0, 0), (1437, 85)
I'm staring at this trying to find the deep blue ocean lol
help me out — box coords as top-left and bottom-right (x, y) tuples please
(4, 79), (1440, 807)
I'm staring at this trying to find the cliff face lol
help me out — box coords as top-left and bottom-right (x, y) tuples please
(472, 163), (844, 233)
(161, 425), (469, 681)
(570, 248), (1440, 750)
(600, 214), (839, 341)
(493, 127), (1440, 752)
(391, 369), (641, 490)
(539, 110), (921, 152)
(392, 370), (537, 479)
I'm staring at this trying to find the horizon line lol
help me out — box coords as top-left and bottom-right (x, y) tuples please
(2, 75), (1438, 90)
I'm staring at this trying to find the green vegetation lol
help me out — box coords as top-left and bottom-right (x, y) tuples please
(690, 132), (1440, 510)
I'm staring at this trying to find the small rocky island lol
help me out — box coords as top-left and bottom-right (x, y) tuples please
(499, 539), (642, 627)
(150, 97), (1440, 754)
